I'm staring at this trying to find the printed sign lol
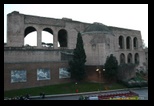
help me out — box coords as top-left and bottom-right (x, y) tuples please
(11, 70), (27, 83)
(37, 69), (50, 80)
(59, 68), (71, 79)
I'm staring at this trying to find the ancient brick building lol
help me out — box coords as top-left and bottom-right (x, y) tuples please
(4, 11), (146, 91)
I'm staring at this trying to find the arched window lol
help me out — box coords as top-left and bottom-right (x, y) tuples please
(119, 36), (124, 49)
(120, 53), (125, 64)
(24, 26), (37, 46)
(126, 36), (131, 49)
(127, 53), (132, 63)
(58, 29), (67, 47)
(134, 53), (139, 64)
(42, 28), (53, 47)
(133, 37), (138, 49)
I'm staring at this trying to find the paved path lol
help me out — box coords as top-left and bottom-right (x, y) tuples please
(30, 87), (148, 100)
(132, 88), (148, 100)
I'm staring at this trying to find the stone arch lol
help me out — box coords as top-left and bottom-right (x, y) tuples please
(126, 36), (132, 49)
(58, 29), (67, 47)
(24, 26), (37, 37)
(133, 37), (138, 49)
(24, 26), (37, 46)
(119, 35), (124, 49)
(134, 53), (139, 64)
(127, 53), (132, 63)
(42, 28), (54, 47)
(120, 53), (125, 64)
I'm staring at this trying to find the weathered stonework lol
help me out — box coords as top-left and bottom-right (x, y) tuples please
(4, 11), (147, 91)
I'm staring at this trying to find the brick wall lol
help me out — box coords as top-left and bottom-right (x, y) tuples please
(4, 62), (104, 91)
(4, 62), (71, 91)
(85, 66), (105, 83)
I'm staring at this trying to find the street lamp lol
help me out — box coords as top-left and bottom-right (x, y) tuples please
(96, 68), (99, 72)
(103, 69), (105, 72)
(96, 68), (101, 91)
(96, 68), (105, 92)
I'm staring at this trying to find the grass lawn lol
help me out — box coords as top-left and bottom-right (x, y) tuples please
(4, 82), (127, 98)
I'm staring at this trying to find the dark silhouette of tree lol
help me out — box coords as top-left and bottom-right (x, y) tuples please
(42, 42), (46, 46)
(42, 42), (53, 47)
(46, 43), (53, 47)
(142, 39), (147, 49)
(68, 32), (86, 81)
(104, 54), (118, 82)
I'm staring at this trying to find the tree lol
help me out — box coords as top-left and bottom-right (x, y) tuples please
(104, 54), (118, 82)
(68, 32), (86, 81)
(142, 39), (148, 49)
(46, 43), (53, 47)
(42, 42), (46, 47)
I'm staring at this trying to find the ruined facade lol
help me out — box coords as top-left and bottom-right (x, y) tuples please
(4, 11), (146, 91)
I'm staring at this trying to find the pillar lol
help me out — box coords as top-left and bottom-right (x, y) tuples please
(37, 30), (42, 48)
(131, 37), (134, 50)
(53, 31), (58, 49)
(124, 37), (126, 50)
(132, 53), (134, 64)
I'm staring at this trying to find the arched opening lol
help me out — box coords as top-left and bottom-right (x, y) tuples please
(134, 53), (139, 64)
(42, 28), (53, 47)
(120, 53), (125, 64)
(24, 26), (37, 46)
(127, 53), (132, 63)
(133, 37), (138, 49)
(58, 29), (67, 47)
(126, 36), (131, 49)
(119, 36), (124, 49)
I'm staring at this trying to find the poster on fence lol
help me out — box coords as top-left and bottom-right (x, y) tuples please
(59, 68), (71, 79)
(11, 70), (27, 83)
(37, 68), (50, 80)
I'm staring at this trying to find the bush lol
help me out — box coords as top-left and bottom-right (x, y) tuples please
(104, 54), (118, 81)
(118, 77), (148, 88)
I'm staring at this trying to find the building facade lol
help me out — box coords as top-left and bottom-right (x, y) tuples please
(4, 11), (146, 91)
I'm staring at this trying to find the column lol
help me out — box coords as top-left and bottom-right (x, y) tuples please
(131, 37), (134, 50)
(125, 53), (128, 64)
(53, 31), (58, 49)
(132, 53), (134, 64)
(37, 30), (42, 48)
(124, 37), (126, 50)
(124, 53), (126, 64)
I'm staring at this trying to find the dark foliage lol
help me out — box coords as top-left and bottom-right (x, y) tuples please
(68, 32), (86, 81)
